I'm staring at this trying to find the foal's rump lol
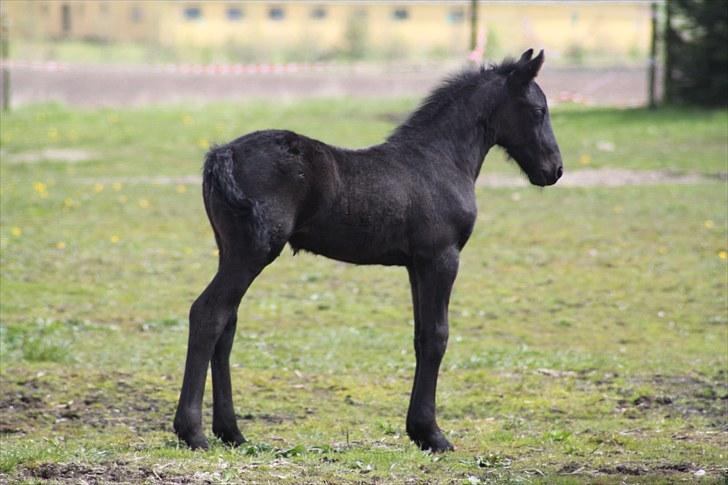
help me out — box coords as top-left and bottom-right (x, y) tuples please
(202, 130), (335, 259)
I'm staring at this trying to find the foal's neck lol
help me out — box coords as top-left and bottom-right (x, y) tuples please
(387, 82), (502, 182)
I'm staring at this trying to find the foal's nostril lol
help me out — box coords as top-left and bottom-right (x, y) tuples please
(556, 165), (563, 179)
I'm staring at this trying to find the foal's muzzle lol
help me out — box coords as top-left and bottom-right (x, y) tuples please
(530, 163), (563, 187)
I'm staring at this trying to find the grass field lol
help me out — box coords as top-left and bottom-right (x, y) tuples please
(1, 100), (727, 484)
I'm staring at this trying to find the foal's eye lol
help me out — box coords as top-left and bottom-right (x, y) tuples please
(533, 107), (546, 120)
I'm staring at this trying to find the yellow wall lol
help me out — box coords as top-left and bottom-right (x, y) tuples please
(2, 1), (651, 59)
(3, 0), (158, 42)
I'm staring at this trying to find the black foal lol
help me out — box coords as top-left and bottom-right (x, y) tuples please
(174, 49), (563, 452)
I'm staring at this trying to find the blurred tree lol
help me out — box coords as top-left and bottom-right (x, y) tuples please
(664, 0), (728, 106)
(344, 10), (368, 60)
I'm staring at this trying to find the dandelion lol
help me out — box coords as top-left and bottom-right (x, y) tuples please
(110, 235), (121, 244)
(657, 246), (668, 255)
(704, 219), (715, 229)
(63, 197), (78, 208)
(33, 182), (48, 198)
(47, 128), (59, 142)
(579, 153), (591, 165)
(138, 198), (150, 209)
(182, 114), (194, 126)
(175, 184), (187, 194)
(93, 183), (104, 193)
(112, 182), (123, 192)
(719, 250), (727, 260)
(118, 195), (128, 204)
(197, 138), (209, 150)
(56, 241), (66, 250)
(10, 227), (22, 237)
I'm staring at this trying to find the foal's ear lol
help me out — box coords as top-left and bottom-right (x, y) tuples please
(518, 48), (534, 64)
(508, 49), (545, 91)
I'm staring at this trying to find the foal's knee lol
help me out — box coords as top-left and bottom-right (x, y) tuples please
(418, 324), (449, 361)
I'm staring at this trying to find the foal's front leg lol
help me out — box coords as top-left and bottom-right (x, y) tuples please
(406, 248), (459, 452)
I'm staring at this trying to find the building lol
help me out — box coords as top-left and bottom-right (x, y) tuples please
(2, 1), (652, 62)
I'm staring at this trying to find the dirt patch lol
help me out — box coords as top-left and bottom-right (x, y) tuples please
(614, 374), (728, 427)
(0, 372), (173, 436)
(5, 148), (96, 164)
(559, 461), (724, 479)
(22, 461), (211, 484)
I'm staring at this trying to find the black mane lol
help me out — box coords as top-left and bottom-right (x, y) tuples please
(388, 59), (519, 141)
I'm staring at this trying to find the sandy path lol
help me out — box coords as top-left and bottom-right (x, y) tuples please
(1, 63), (650, 107)
(75, 168), (723, 189)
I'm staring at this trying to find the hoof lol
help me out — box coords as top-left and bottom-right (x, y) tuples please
(178, 432), (210, 451)
(409, 429), (455, 453)
(213, 428), (247, 447)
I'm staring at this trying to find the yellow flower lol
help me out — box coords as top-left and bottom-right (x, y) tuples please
(112, 182), (123, 192)
(719, 250), (727, 260)
(33, 182), (47, 193)
(118, 195), (128, 204)
(197, 138), (209, 150)
(10, 227), (22, 237)
(579, 153), (592, 165)
(47, 128), (59, 142)
(93, 183), (104, 193)
(704, 219), (715, 229)
(175, 184), (187, 194)
(182, 114), (194, 126)
(138, 198), (150, 209)
(110, 235), (120, 244)
(212, 249), (219, 256)
(63, 197), (78, 208)
(56, 241), (66, 250)
(657, 246), (668, 255)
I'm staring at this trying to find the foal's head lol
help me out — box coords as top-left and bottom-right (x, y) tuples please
(495, 49), (563, 187)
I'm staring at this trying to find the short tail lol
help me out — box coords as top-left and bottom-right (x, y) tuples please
(202, 146), (252, 212)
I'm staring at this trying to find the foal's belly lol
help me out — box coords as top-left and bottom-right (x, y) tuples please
(288, 218), (410, 266)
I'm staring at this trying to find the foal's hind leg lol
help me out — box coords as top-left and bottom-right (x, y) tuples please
(211, 313), (244, 445)
(173, 261), (254, 449)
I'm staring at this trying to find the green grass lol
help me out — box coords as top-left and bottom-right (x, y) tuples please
(1, 101), (726, 483)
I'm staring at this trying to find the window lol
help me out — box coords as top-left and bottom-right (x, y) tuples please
(447, 8), (464, 24)
(310, 7), (327, 20)
(227, 7), (244, 21)
(268, 7), (285, 20)
(183, 7), (202, 21)
(131, 6), (143, 23)
(392, 8), (408, 21)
